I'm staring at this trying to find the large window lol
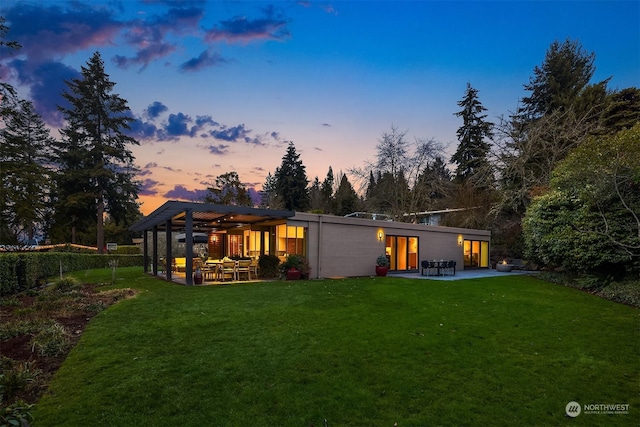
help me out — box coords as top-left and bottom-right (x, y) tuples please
(245, 230), (270, 258)
(276, 224), (305, 258)
(228, 234), (243, 257)
(385, 235), (418, 271)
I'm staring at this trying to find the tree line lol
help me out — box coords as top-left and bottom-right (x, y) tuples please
(1, 16), (638, 276)
(1, 20), (140, 253)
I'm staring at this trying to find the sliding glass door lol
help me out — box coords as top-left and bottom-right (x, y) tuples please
(385, 235), (418, 271)
(463, 240), (489, 268)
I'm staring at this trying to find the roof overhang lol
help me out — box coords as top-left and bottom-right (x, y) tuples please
(129, 201), (296, 233)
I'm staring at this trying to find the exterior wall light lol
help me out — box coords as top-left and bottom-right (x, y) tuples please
(378, 231), (383, 241)
(457, 234), (463, 246)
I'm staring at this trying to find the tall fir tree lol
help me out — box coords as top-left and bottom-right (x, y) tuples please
(451, 83), (493, 183)
(321, 166), (335, 213)
(0, 100), (54, 243)
(497, 39), (605, 215)
(519, 38), (595, 121)
(274, 142), (309, 211)
(333, 173), (360, 216)
(55, 51), (140, 252)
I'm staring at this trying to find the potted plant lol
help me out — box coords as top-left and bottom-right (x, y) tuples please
(375, 254), (390, 276)
(280, 254), (304, 280)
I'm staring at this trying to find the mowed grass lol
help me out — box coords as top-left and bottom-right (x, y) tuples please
(33, 268), (638, 426)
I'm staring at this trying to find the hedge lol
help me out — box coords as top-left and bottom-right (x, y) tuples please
(0, 253), (144, 296)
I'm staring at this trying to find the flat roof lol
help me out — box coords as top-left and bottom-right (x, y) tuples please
(129, 201), (295, 232)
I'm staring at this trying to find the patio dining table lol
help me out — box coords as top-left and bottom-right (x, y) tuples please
(421, 260), (455, 276)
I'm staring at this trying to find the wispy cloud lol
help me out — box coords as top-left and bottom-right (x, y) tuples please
(9, 59), (79, 126)
(207, 144), (230, 155)
(2, 3), (124, 61)
(1, 1), (288, 151)
(114, 5), (204, 71)
(180, 49), (230, 72)
(204, 5), (290, 43)
(139, 178), (161, 196)
(164, 184), (208, 201)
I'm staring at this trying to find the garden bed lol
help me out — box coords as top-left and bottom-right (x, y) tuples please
(1, 281), (138, 408)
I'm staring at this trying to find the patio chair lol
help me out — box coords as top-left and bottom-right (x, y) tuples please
(421, 260), (439, 276)
(443, 260), (456, 276)
(420, 260), (430, 276)
(236, 260), (252, 280)
(221, 260), (237, 282)
(249, 259), (259, 279)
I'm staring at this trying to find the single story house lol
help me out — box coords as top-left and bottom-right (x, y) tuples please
(130, 201), (491, 285)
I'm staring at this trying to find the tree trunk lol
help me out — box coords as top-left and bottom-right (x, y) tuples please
(97, 196), (105, 254)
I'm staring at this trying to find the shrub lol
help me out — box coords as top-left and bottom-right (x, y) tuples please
(0, 253), (143, 296)
(0, 398), (34, 427)
(0, 319), (50, 340)
(279, 254), (311, 279)
(0, 357), (42, 402)
(376, 254), (390, 267)
(30, 322), (71, 357)
(51, 276), (82, 293)
(258, 254), (280, 278)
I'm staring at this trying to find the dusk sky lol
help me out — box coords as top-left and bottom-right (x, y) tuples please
(1, 1), (638, 215)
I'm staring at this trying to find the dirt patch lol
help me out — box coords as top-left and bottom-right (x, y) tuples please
(1, 284), (138, 406)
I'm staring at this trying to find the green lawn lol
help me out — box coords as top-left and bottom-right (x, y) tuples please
(34, 268), (638, 426)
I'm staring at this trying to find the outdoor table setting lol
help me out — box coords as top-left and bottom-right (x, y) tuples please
(420, 259), (456, 276)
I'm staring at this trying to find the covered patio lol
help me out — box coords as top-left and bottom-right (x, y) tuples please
(130, 201), (294, 285)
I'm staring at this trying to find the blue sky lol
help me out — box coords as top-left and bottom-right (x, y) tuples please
(1, 0), (638, 214)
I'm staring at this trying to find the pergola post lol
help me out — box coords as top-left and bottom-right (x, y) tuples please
(143, 230), (149, 274)
(185, 209), (194, 285)
(152, 226), (158, 276)
(165, 220), (172, 281)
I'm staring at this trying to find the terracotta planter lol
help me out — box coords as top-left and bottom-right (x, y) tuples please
(193, 269), (203, 284)
(375, 266), (388, 277)
(286, 268), (302, 280)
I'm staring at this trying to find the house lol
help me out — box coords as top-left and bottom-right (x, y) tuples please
(129, 201), (491, 285)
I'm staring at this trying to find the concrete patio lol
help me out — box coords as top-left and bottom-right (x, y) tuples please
(389, 268), (536, 281)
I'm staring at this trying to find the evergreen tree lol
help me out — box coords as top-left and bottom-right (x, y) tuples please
(321, 166), (334, 213)
(50, 129), (96, 245)
(274, 142), (309, 211)
(519, 38), (596, 121)
(333, 173), (359, 216)
(496, 39), (604, 214)
(55, 51), (140, 252)
(259, 172), (280, 209)
(0, 100), (54, 243)
(451, 83), (493, 183)
(203, 171), (253, 206)
(308, 176), (324, 212)
(601, 88), (640, 133)
(0, 17), (20, 119)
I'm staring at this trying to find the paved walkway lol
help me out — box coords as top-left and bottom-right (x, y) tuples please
(389, 269), (536, 281)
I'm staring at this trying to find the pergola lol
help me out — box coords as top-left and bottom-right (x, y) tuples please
(130, 201), (295, 285)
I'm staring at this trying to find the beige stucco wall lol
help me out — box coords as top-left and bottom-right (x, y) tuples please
(289, 213), (491, 279)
